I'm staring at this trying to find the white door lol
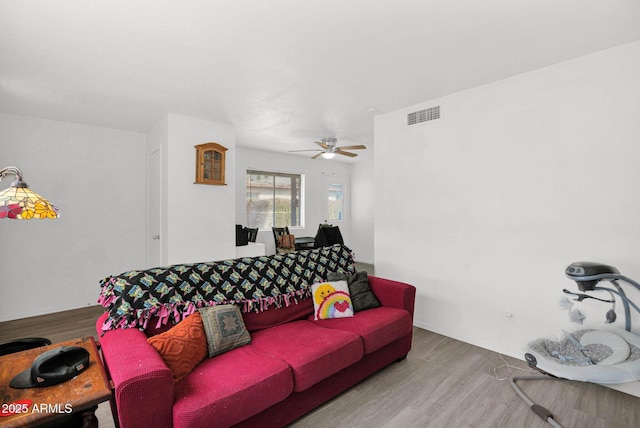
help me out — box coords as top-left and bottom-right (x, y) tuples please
(323, 175), (350, 245)
(147, 149), (161, 267)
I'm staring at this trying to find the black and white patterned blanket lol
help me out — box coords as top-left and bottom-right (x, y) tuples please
(98, 244), (355, 331)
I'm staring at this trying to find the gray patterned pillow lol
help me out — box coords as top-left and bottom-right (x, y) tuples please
(198, 305), (251, 357)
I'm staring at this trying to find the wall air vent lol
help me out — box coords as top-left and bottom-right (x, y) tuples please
(407, 105), (440, 126)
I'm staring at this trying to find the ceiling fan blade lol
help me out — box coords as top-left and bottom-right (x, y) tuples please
(315, 141), (329, 150)
(336, 145), (366, 150)
(336, 149), (358, 157)
(311, 152), (324, 159)
(288, 149), (323, 153)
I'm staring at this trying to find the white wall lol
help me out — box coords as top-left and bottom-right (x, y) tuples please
(374, 41), (640, 358)
(0, 113), (146, 321)
(235, 147), (351, 255)
(350, 158), (375, 264)
(164, 114), (236, 264)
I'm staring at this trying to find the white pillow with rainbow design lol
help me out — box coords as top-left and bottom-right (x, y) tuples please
(311, 280), (354, 320)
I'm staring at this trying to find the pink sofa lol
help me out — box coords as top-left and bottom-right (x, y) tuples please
(96, 276), (416, 428)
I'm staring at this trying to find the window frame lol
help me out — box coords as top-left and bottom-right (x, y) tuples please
(245, 169), (305, 231)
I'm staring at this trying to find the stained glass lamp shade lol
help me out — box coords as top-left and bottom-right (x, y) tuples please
(0, 166), (60, 219)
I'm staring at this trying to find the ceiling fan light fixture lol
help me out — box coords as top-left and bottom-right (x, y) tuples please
(288, 137), (366, 159)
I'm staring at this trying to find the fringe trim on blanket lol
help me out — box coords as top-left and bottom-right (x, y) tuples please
(100, 285), (312, 332)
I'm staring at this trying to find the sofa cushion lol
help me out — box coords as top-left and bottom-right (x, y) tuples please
(173, 345), (293, 428)
(198, 305), (251, 357)
(242, 299), (314, 332)
(147, 312), (208, 382)
(251, 320), (363, 392)
(311, 280), (354, 320)
(309, 307), (412, 354)
(148, 299), (315, 336)
(144, 316), (175, 337)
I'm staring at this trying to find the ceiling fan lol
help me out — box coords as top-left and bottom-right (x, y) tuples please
(289, 138), (367, 159)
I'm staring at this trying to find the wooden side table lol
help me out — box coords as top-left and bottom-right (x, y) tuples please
(0, 336), (112, 428)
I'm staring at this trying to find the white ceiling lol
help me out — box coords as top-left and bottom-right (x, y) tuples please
(2, 1), (640, 162)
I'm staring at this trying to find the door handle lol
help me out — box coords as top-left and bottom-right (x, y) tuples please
(152, 235), (160, 240)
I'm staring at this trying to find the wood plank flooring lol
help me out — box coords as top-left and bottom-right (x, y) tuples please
(292, 328), (640, 428)
(2, 305), (640, 427)
(0, 305), (105, 345)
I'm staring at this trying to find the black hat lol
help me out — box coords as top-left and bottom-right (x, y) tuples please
(9, 346), (90, 389)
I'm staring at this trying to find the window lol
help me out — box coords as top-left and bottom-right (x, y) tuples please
(246, 170), (303, 230)
(327, 183), (344, 221)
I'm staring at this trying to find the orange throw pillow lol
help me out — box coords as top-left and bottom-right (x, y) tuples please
(147, 312), (207, 382)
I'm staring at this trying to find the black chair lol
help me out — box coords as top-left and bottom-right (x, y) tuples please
(244, 227), (258, 243)
(272, 227), (295, 254)
(314, 225), (344, 248)
(0, 337), (51, 357)
(236, 224), (249, 246)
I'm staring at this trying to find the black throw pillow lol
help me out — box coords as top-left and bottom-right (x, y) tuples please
(326, 271), (380, 312)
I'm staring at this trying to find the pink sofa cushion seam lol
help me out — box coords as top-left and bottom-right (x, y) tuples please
(309, 306), (412, 354)
(251, 320), (363, 392)
(172, 345), (293, 428)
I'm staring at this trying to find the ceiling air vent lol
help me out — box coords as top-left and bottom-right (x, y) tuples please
(407, 105), (440, 126)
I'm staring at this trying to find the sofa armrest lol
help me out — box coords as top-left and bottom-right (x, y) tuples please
(97, 313), (174, 428)
(368, 276), (416, 322)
